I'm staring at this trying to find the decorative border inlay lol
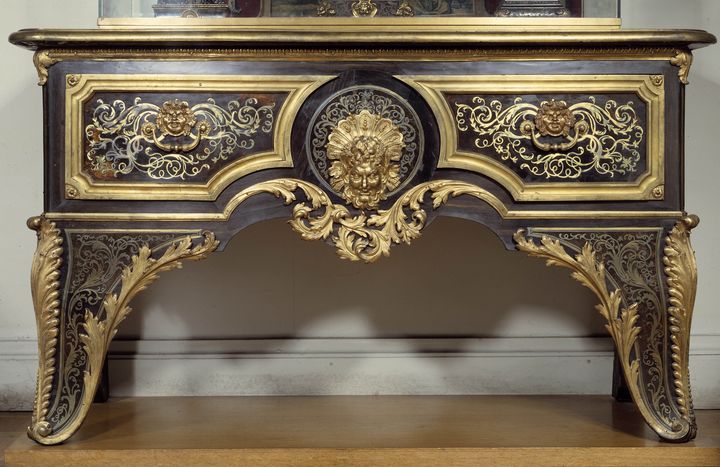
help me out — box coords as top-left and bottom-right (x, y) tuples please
(28, 228), (218, 445)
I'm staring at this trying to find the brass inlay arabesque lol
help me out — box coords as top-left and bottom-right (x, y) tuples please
(65, 74), (335, 200)
(87, 96), (271, 181)
(26, 213), (700, 444)
(327, 110), (405, 210)
(400, 74), (665, 201)
(459, 95), (640, 180)
(317, 0), (337, 16)
(514, 217), (699, 441)
(27, 222), (218, 445)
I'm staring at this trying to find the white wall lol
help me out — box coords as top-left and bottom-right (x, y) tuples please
(0, 1), (718, 410)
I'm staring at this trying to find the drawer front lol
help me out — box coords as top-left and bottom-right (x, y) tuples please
(403, 74), (665, 201)
(63, 71), (665, 203)
(64, 74), (333, 200)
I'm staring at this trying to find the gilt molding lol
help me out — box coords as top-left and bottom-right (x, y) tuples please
(664, 215), (699, 429)
(26, 217), (63, 440)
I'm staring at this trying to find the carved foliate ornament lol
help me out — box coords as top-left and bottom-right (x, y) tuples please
(327, 110), (405, 210)
(534, 99), (576, 137)
(156, 99), (197, 137)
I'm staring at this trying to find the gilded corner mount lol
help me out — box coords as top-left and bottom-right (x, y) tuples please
(33, 51), (60, 86)
(671, 50), (693, 85)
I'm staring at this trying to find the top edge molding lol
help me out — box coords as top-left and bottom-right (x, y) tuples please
(8, 27), (716, 51)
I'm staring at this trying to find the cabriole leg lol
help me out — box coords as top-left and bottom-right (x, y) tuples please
(26, 216), (218, 445)
(514, 216), (699, 442)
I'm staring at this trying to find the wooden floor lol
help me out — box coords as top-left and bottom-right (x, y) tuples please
(3, 396), (720, 466)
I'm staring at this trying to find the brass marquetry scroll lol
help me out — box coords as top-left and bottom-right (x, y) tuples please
(514, 222), (699, 442)
(28, 229), (218, 445)
(65, 74), (334, 200)
(399, 75), (665, 202)
(457, 95), (641, 180)
(88, 96), (271, 180)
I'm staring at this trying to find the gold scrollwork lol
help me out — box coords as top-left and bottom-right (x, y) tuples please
(664, 215), (699, 427)
(80, 231), (219, 402)
(327, 110), (405, 210)
(513, 232), (641, 378)
(456, 95), (643, 180)
(67, 74), (334, 201)
(27, 217), (63, 440)
(86, 96), (274, 180)
(233, 178), (493, 263)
